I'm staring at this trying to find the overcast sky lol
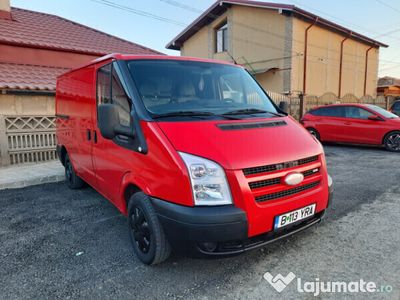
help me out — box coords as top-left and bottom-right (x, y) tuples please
(11, 0), (400, 78)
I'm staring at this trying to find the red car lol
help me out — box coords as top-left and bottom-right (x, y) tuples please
(56, 54), (332, 265)
(301, 104), (400, 152)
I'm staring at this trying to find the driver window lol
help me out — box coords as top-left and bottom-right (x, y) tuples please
(96, 63), (132, 127)
(111, 67), (131, 127)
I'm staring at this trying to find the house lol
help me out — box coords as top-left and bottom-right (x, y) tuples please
(377, 76), (400, 97)
(0, 0), (162, 117)
(166, 0), (388, 97)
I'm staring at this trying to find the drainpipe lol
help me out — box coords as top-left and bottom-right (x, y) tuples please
(363, 46), (374, 96)
(303, 17), (318, 95)
(338, 31), (352, 98)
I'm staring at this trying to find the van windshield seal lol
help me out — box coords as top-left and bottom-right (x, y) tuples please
(126, 59), (280, 121)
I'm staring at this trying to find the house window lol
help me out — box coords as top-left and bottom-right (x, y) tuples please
(216, 21), (228, 53)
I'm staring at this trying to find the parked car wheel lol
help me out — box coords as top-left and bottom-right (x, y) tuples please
(128, 192), (171, 265)
(307, 127), (320, 141)
(384, 131), (400, 152)
(64, 154), (84, 189)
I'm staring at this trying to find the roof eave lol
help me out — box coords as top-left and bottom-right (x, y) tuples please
(291, 7), (388, 48)
(166, 0), (388, 50)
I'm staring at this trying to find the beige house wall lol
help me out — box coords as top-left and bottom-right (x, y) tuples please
(180, 6), (290, 93)
(292, 18), (379, 97)
(230, 6), (289, 93)
(0, 93), (55, 116)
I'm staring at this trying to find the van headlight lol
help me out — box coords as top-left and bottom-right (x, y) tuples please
(178, 152), (232, 206)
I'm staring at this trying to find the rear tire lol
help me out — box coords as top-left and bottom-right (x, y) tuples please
(64, 154), (84, 189)
(384, 131), (400, 152)
(307, 127), (320, 141)
(128, 192), (171, 265)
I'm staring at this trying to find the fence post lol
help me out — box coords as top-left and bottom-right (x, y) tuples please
(385, 96), (390, 110)
(0, 115), (10, 166)
(299, 92), (305, 119)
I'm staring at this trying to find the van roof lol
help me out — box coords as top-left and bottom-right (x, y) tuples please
(58, 53), (239, 78)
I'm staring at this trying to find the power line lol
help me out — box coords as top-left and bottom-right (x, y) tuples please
(158, 0), (202, 13)
(374, 0), (400, 15)
(290, 0), (381, 36)
(89, 0), (187, 27)
(160, 0), (395, 61)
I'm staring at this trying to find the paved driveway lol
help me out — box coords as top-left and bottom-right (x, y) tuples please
(0, 145), (399, 299)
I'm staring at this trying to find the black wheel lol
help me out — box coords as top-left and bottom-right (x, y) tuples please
(307, 127), (320, 141)
(384, 131), (400, 152)
(64, 154), (84, 189)
(128, 192), (171, 265)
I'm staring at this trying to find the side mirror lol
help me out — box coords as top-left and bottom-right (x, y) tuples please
(98, 104), (135, 139)
(278, 101), (288, 114)
(368, 114), (382, 121)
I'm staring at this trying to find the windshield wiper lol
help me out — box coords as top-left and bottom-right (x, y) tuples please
(152, 111), (240, 120)
(222, 108), (284, 117)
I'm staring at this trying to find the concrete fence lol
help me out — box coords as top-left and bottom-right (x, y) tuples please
(0, 115), (57, 167)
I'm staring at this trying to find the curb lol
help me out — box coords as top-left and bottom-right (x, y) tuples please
(0, 174), (65, 191)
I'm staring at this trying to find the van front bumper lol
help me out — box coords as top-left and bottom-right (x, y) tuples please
(151, 192), (330, 256)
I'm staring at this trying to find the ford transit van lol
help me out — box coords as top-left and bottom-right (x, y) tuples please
(56, 54), (333, 265)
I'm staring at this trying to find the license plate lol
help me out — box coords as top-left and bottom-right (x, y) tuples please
(274, 204), (316, 229)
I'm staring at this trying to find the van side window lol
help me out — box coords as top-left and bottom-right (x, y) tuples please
(97, 64), (112, 105)
(96, 63), (131, 127)
(111, 68), (131, 127)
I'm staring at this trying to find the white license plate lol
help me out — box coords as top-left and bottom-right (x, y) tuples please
(274, 204), (316, 229)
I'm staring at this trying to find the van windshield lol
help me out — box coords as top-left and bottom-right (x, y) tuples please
(127, 60), (279, 120)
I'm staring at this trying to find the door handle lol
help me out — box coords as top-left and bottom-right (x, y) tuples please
(344, 122), (351, 125)
(86, 129), (91, 141)
(93, 130), (98, 144)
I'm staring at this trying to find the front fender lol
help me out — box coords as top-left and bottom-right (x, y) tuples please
(118, 171), (153, 215)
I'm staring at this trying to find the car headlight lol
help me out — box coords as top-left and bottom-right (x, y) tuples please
(178, 152), (232, 206)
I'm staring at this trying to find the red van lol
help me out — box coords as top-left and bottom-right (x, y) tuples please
(56, 54), (333, 265)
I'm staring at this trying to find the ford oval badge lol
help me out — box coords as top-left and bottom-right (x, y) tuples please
(284, 172), (304, 186)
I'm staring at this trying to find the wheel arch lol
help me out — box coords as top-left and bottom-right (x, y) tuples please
(382, 130), (400, 145)
(120, 172), (152, 215)
(59, 145), (68, 166)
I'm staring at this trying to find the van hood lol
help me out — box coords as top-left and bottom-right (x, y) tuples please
(156, 117), (323, 170)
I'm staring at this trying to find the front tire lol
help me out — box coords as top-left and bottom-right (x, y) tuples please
(64, 154), (84, 189)
(128, 192), (171, 265)
(384, 131), (400, 152)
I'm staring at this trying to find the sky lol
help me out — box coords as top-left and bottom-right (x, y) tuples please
(11, 0), (400, 78)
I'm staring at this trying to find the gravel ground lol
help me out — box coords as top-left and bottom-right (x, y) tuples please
(0, 145), (399, 299)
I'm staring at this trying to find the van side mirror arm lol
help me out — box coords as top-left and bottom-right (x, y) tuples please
(114, 124), (135, 138)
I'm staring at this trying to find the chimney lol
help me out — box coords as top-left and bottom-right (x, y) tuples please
(0, 0), (11, 20)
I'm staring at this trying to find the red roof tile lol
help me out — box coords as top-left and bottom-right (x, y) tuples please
(0, 7), (162, 55)
(0, 63), (68, 91)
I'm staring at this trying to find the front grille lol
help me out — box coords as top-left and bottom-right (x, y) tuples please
(249, 178), (281, 189)
(303, 168), (319, 177)
(243, 155), (319, 176)
(248, 168), (320, 190)
(255, 181), (320, 202)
